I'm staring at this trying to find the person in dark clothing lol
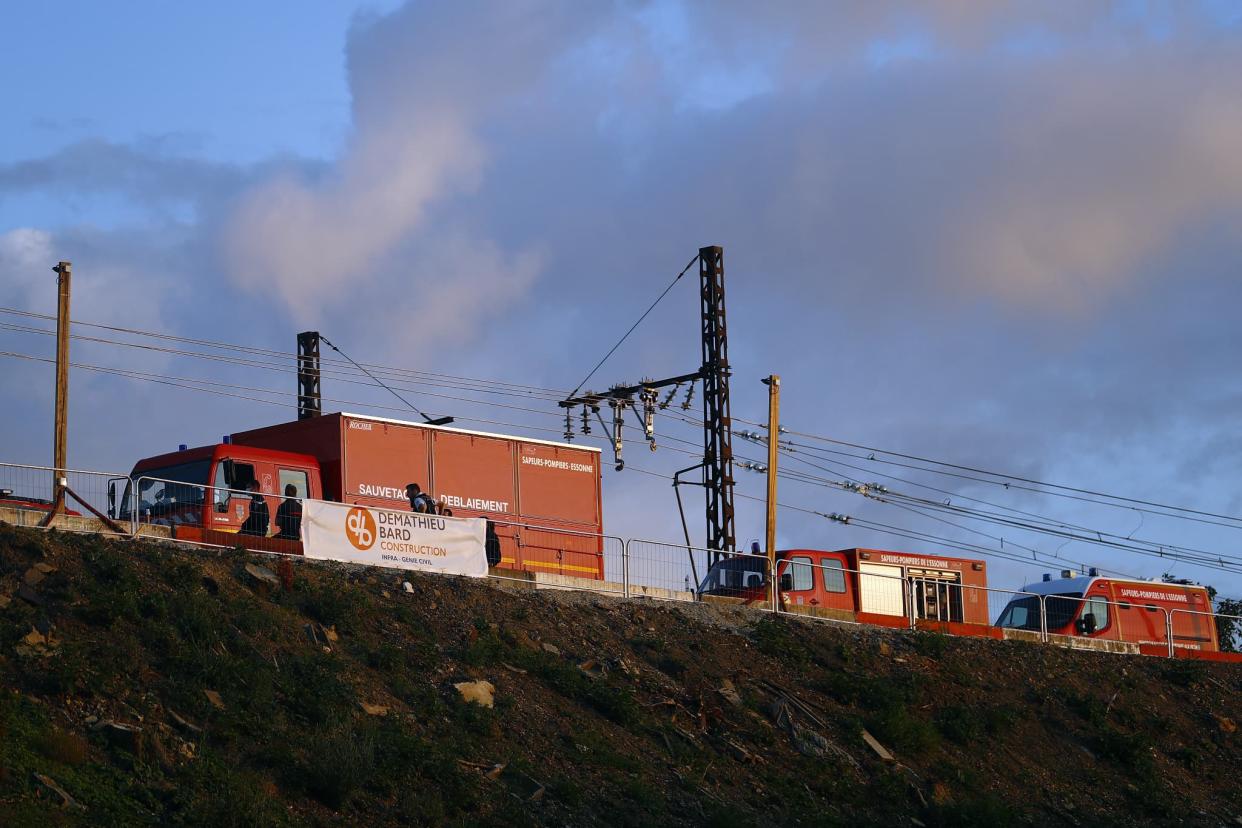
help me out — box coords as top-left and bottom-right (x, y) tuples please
(238, 480), (270, 537)
(275, 483), (302, 540)
(405, 483), (435, 513)
(484, 519), (501, 568)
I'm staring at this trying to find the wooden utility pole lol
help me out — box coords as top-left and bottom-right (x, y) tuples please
(763, 374), (780, 610)
(51, 261), (72, 511)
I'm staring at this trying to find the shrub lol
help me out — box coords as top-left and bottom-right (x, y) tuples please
(911, 632), (949, 658)
(299, 724), (375, 809)
(935, 706), (984, 744)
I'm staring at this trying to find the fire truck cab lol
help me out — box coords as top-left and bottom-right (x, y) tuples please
(111, 442), (320, 548)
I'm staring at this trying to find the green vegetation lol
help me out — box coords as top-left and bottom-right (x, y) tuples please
(0, 525), (1238, 826)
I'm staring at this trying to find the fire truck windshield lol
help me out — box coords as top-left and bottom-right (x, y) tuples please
(699, 557), (767, 595)
(120, 460), (212, 519)
(997, 592), (1083, 631)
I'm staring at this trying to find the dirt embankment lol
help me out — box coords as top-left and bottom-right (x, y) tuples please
(0, 523), (1239, 827)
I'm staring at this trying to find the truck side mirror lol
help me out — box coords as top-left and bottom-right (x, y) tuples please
(107, 483), (116, 518)
(780, 574), (793, 592)
(1076, 613), (1098, 635)
(221, 459), (236, 488)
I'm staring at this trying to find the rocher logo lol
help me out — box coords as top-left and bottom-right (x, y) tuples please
(346, 507), (376, 551)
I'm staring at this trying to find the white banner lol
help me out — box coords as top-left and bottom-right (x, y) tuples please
(302, 500), (488, 578)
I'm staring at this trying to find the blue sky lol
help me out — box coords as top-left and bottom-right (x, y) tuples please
(3, 1), (1242, 599)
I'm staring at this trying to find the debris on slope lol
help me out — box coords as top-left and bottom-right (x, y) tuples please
(0, 523), (1239, 826)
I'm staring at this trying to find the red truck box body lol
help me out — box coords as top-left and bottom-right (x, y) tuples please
(699, 546), (989, 630)
(232, 413), (604, 578)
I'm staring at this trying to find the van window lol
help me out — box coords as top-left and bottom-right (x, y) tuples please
(821, 559), (846, 593)
(279, 469), (309, 499)
(788, 556), (814, 591)
(1083, 596), (1109, 631)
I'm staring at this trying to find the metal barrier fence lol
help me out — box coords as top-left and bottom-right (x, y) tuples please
(489, 519), (626, 597)
(0, 461), (128, 535)
(624, 537), (731, 601)
(1169, 607), (1242, 658)
(128, 475), (306, 554)
(914, 578), (1047, 640)
(3, 461), (1242, 658)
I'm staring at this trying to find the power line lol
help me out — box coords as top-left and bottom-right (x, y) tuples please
(566, 253), (700, 399)
(0, 350), (583, 441)
(318, 335), (445, 424)
(0, 320), (578, 416)
(753, 431), (1240, 569)
(0, 306), (570, 399)
(736, 418), (1242, 527)
(657, 412), (1242, 578)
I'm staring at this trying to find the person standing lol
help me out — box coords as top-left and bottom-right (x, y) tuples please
(275, 483), (302, 540)
(405, 482), (435, 513)
(239, 479), (270, 537)
(485, 519), (501, 568)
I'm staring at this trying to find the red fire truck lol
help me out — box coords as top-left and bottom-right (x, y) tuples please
(698, 547), (990, 631)
(997, 570), (1221, 653)
(110, 412), (604, 577)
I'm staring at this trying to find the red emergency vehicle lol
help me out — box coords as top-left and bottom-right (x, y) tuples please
(111, 412), (604, 577)
(698, 547), (990, 631)
(997, 570), (1221, 653)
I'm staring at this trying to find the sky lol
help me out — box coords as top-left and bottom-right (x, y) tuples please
(3, 1), (1242, 599)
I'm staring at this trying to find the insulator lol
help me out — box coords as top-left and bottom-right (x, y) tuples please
(661, 384), (679, 409)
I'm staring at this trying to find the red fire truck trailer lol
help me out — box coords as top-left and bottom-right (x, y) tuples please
(112, 412), (604, 578)
(698, 547), (989, 631)
(997, 570), (1221, 653)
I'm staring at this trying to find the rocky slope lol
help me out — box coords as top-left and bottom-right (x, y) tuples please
(0, 523), (1239, 826)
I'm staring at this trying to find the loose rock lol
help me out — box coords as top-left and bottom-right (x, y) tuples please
(243, 563), (280, 592)
(862, 729), (894, 761)
(32, 773), (84, 810)
(718, 678), (743, 707)
(454, 680), (496, 709)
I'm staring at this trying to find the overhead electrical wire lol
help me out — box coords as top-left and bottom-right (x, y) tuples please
(565, 253), (700, 399)
(621, 462), (1132, 576)
(0, 347), (586, 444)
(0, 321), (580, 417)
(654, 409), (1242, 579)
(732, 415), (1242, 528)
(782, 436), (1242, 533)
(0, 307), (569, 399)
(752, 430), (1241, 569)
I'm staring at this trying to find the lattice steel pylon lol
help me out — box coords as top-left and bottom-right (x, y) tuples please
(297, 331), (322, 420)
(699, 246), (735, 564)
(559, 246), (736, 564)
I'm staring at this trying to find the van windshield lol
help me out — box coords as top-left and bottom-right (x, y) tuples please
(699, 557), (767, 595)
(997, 592), (1083, 631)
